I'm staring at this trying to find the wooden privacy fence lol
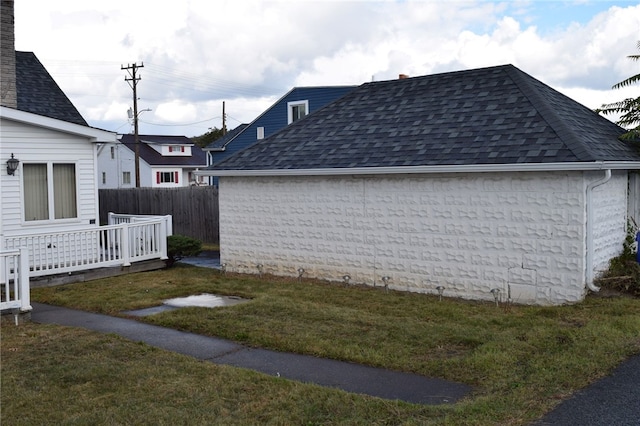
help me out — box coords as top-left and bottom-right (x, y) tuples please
(99, 186), (219, 244)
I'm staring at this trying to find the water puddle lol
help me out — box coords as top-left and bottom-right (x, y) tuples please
(124, 293), (249, 317)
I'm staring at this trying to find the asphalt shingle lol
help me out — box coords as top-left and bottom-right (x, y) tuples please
(212, 64), (639, 172)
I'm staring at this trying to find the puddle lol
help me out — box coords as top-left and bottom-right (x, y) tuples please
(124, 293), (249, 317)
(164, 293), (248, 308)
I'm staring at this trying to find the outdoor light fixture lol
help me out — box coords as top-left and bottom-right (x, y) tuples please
(297, 267), (305, 282)
(436, 285), (445, 301)
(343, 274), (351, 286)
(221, 263), (227, 274)
(6, 154), (19, 175)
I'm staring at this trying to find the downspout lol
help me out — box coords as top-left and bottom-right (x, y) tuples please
(585, 168), (612, 292)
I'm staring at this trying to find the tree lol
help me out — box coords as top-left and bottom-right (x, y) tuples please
(598, 41), (640, 141)
(191, 127), (225, 148)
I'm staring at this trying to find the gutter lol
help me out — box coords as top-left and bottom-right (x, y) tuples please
(585, 169), (613, 292)
(194, 161), (640, 177)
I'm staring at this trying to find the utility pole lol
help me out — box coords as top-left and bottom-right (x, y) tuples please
(122, 62), (144, 187)
(222, 101), (227, 135)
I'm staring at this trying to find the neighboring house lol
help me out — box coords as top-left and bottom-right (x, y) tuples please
(200, 64), (640, 306)
(98, 134), (208, 188)
(203, 85), (356, 186)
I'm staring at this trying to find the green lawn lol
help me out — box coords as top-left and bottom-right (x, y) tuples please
(3, 264), (640, 425)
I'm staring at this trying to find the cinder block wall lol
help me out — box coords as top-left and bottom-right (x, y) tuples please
(219, 171), (626, 305)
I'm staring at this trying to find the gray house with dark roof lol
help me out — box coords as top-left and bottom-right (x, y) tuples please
(200, 64), (640, 306)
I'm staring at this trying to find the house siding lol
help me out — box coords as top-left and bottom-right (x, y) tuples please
(591, 171), (627, 277)
(1, 118), (99, 237)
(219, 171), (626, 305)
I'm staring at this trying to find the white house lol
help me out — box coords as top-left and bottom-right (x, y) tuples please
(199, 65), (640, 306)
(98, 134), (208, 188)
(1, 0), (169, 313)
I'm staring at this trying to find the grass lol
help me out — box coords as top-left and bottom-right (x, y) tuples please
(3, 263), (640, 425)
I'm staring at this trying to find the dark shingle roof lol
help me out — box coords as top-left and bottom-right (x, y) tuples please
(15, 51), (88, 126)
(119, 134), (207, 167)
(213, 64), (639, 171)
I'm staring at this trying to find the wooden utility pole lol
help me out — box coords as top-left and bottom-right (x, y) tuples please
(122, 62), (144, 187)
(222, 101), (227, 135)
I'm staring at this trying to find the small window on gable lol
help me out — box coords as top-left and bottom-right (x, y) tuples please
(122, 171), (131, 185)
(257, 127), (265, 140)
(287, 100), (309, 124)
(110, 146), (115, 159)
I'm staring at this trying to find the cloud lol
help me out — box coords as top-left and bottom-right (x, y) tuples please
(13, 0), (640, 136)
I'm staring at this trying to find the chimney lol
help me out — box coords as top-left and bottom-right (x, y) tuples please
(399, 74), (409, 79)
(1, 0), (17, 108)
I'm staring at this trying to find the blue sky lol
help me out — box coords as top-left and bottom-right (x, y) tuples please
(14, 1), (640, 136)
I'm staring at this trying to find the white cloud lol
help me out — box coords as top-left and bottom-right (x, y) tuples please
(13, 0), (640, 135)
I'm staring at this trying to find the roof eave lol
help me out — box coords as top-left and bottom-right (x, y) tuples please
(195, 161), (640, 177)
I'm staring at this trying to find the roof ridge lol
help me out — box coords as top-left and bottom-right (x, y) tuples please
(503, 65), (596, 162)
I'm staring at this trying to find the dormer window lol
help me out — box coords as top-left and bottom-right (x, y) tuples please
(169, 145), (185, 153)
(287, 100), (308, 124)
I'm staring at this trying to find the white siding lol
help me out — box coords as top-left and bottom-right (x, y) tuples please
(1, 118), (100, 237)
(97, 142), (135, 189)
(590, 171), (627, 278)
(219, 172), (609, 306)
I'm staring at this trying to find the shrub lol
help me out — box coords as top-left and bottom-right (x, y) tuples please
(166, 235), (202, 268)
(595, 220), (640, 297)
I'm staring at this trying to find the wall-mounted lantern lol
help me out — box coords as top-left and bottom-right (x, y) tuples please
(6, 153), (19, 175)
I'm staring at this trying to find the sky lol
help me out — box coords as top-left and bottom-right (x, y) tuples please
(13, 0), (640, 137)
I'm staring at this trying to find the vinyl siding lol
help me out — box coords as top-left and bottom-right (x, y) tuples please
(1, 118), (99, 236)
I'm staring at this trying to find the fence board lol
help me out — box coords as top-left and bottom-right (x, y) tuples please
(99, 187), (219, 244)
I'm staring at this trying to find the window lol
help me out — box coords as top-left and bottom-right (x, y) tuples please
(23, 163), (77, 221)
(122, 171), (131, 185)
(110, 146), (115, 159)
(169, 145), (185, 153)
(287, 100), (308, 124)
(102, 172), (106, 184)
(156, 171), (179, 184)
(257, 126), (265, 140)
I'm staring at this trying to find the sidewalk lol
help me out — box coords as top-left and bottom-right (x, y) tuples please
(30, 302), (472, 405)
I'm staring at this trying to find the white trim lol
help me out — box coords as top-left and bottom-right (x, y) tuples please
(0, 106), (116, 142)
(287, 100), (309, 124)
(195, 161), (640, 177)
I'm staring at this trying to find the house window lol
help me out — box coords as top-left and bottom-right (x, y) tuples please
(102, 172), (106, 184)
(156, 171), (179, 184)
(169, 145), (185, 153)
(287, 100), (308, 124)
(23, 163), (77, 221)
(122, 171), (131, 185)
(110, 146), (115, 159)
(257, 126), (265, 140)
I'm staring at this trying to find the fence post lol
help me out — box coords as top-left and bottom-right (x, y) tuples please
(121, 224), (131, 266)
(19, 247), (32, 312)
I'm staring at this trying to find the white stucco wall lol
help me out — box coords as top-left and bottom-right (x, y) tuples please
(219, 171), (627, 305)
(590, 171), (627, 278)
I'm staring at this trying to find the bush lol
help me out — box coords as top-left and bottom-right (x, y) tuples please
(595, 220), (640, 297)
(166, 235), (202, 268)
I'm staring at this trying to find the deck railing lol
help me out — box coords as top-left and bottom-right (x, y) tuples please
(0, 248), (31, 312)
(3, 217), (170, 278)
(108, 213), (173, 237)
